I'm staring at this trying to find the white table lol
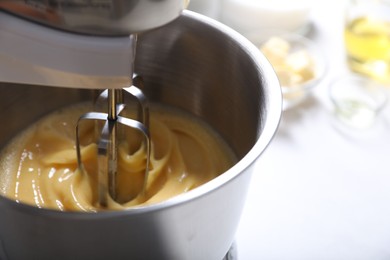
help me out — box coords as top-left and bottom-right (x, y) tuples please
(234, 1), (390, 259)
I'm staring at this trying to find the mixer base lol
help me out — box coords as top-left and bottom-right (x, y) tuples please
(222, 243), (238, 260)
(0, 241), (238, 260)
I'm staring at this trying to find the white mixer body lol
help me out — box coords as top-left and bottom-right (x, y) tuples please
(0, 12), (134, 89)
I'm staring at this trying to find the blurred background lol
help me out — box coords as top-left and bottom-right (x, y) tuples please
(188, 0), (390, 259)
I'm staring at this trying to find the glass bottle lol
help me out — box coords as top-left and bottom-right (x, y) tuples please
(344, 0), (390, 84)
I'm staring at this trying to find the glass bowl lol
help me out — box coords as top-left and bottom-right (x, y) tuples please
(329, 74), (388, 128)
(245, 31), (327, 110)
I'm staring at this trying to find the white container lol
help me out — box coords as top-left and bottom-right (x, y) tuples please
(220, 0), (313, 34)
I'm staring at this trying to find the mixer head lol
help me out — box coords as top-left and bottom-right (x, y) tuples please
(0, 0), (187, 89)
(0, 0), (187, 35)
(0, 0), (187, 207)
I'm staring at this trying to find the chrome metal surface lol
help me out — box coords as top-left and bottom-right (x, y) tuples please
(0, 0), (186, 35)
(0, 11), (281, 260)
(75, 84), (151, 205)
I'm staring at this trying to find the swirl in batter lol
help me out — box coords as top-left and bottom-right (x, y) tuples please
(0, 103), (236, 211)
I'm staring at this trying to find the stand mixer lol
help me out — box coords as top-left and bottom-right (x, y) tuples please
(0, 3), (282, 258)
(0, 0), (186, 207)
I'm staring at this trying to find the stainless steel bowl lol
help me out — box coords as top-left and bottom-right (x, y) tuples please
(0, 11), (281, 260)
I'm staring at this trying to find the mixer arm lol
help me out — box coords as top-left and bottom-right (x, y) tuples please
(0, 11), (134, 89)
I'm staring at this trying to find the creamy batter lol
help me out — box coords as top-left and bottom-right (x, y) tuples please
(0, 103), (236, 212)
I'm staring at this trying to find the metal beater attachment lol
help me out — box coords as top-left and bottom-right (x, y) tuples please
(75, 76), (151, 207)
